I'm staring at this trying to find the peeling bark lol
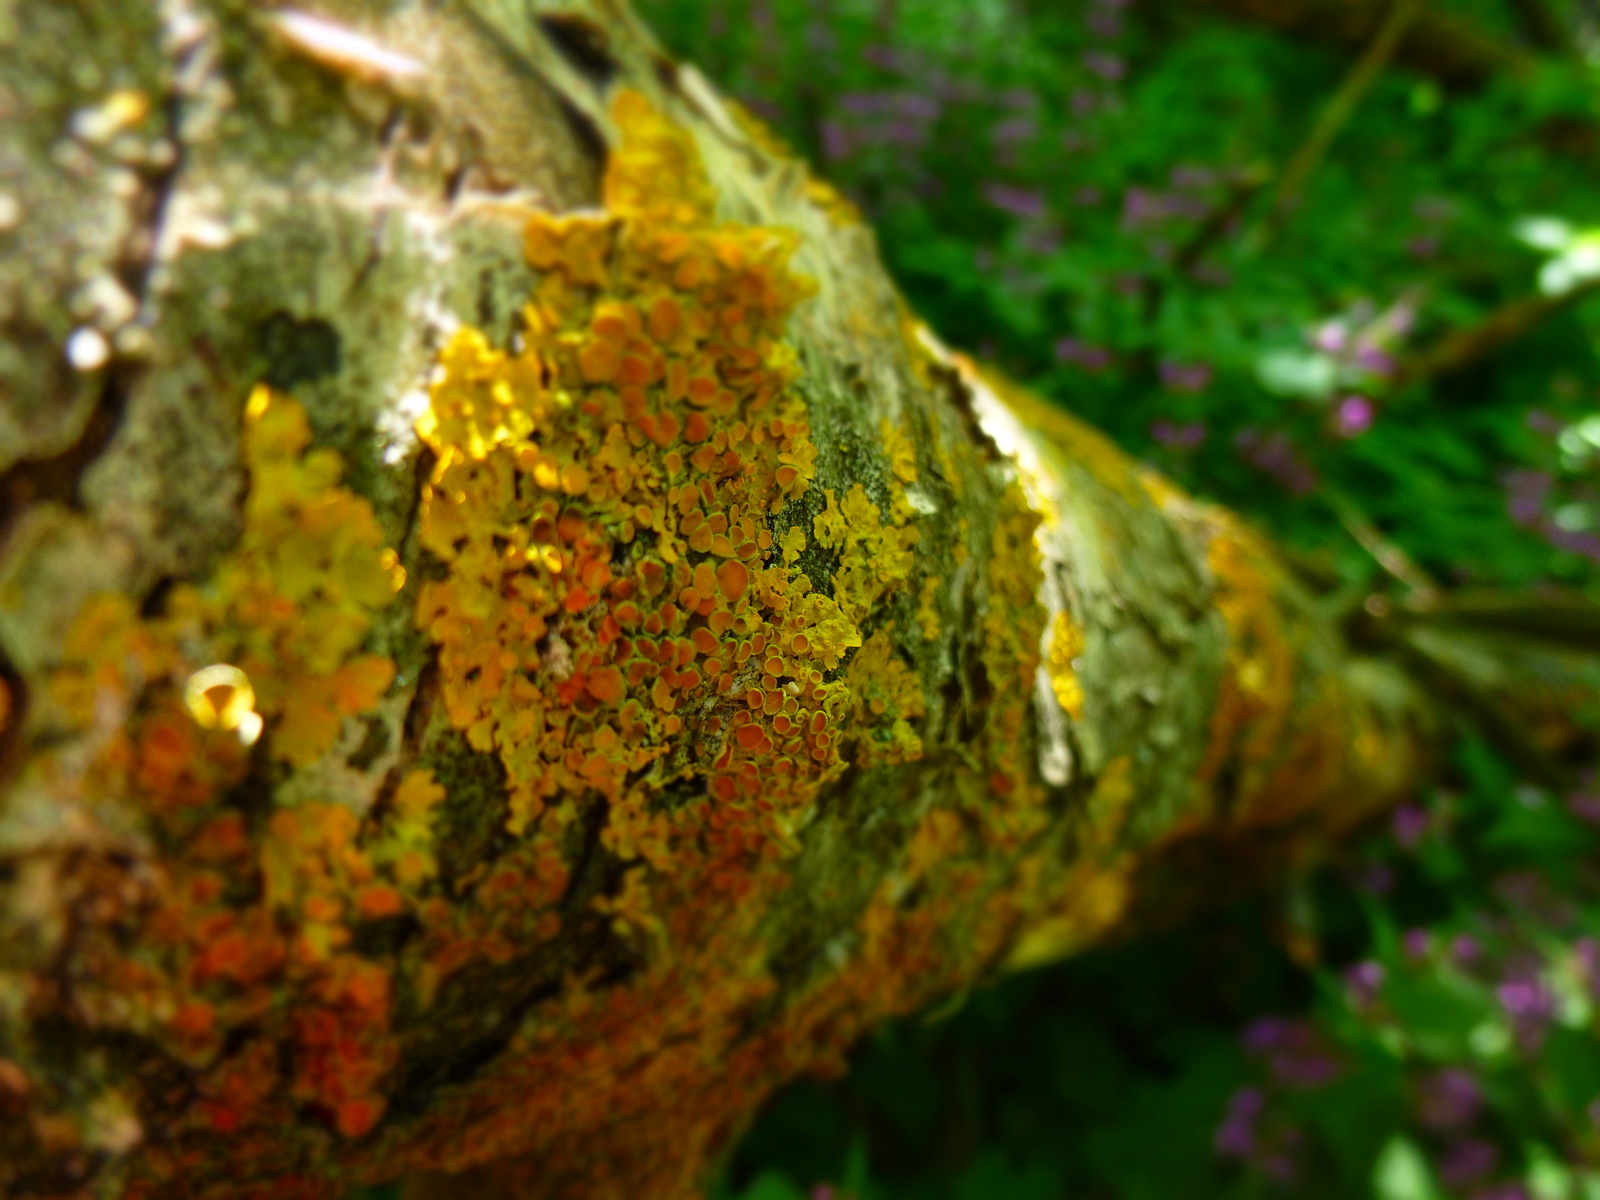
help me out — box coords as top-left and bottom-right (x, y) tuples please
(0, 4), (1458, 1199)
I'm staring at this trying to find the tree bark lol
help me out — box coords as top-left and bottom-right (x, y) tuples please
(0, 2), (1453, 1198)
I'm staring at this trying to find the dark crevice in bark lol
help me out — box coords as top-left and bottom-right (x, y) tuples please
(0, 647), (26, 788)
(537, 14), (619, 87)
(561, 795), (613, 912)
(0, 365), (132, 548)
(553, 93), (610, 173)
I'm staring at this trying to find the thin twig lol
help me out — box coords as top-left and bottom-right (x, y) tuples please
(1324, 488), (1440, 601)
(1266, 0), (1423, 230)
(1506, 0), (1579, 59)
(1178, 0), (1531, 89)
(1391, 274), (1600, 388)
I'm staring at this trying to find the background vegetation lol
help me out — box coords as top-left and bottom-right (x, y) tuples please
(619, 1), (1600, 1197)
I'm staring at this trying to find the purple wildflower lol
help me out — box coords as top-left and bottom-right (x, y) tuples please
(984, 183), (1047, 220)
(1214, 1087), (1262, 1158)
(1502, 468), (1553, 526)
(1083, 51), (1127, 80)
(1312, 320), (1349, 353)
(1345, 960), (1386, 1008)
(1055, 337), (1114, 371)
(1088, 10), (1123, 38)
(1437, 1138), (1498, 1188)
(1160, 360), (1213, 394)
(1496, 976), (1554, 1023)
(1151, 420), (1207, 450)
(1335, 395), (1375, 438)
(1417, 1068), (1483, 1133)
(1403, 928), (1431, 960)
(1392, 803), (1428, 849)
(1242, 1017), (1342, 1089)
(1235, 429), (1319, 495)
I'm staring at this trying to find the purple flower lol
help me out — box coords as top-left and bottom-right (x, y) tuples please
(1160, 360), (1213, 394)
(1575, 938), (1600, 999)
(1083, 51), (1127, 80)
(1417, 1068), (1483, 1133)
(1355, 861), (1396, 896)
(804, 20), (837, 54)
(1501, 468), (1553, 526)
(1392, 803), (1428, 849)
(884, 117), (928, 148)
(1437, 1138), (1498, 1187)
(1335, 395), (1375, 438)
(1312, 320), (1349, 353)
(992, 115), (1037, 145)
(1408, 237), (1440, 260)
(1404, 928), (1432, 960)
(1214, 1087), (1262, 1158)
(1569, 790), (1600, 825)
(1151, 419), (1207, 450)
(1235, 429), (1319, 495)
(1242, 1018), (1342, 1089)
(1526, 408), (1562, 435)
(1353, 343), (1397, 377)
(821, 120), (853, 162)
(1055, 337), (1114, 371)
(1170, 164), (1218, 190)
(863, 44), (898, 70)
(1088, 10), (1123, 38)
(1345, 960), (1386, 1008)
(839, 91), (887, 116)
(984, 183), (1047, 220)
(897, 92), (940, 121)
(1472, 1185), (1531, 1200)
(1496, 977), (1553, 1023)
(1452, 934), (1483, 967)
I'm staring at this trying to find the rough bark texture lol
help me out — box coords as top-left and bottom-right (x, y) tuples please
(0, 3), (1439, 1198)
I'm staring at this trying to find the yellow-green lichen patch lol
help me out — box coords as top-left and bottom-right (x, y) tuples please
(413, 89), (872, 886)
(26, 386), (424, 1159)
(842, 632), (926, 767)
(976, 482), (1049, 833)
(1044, 610), (1086, 722)
(810, 483), (919, 626)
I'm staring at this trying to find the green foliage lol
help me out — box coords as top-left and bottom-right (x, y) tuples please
(624, 0), (1600, 1196)
(642, 0), (1600, 589)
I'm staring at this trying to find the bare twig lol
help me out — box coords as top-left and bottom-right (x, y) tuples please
(1506, 0), (1579, 59)
(1178, 0), (1532, 89)
(1393, 275), (1600, 388)
(1267, 0), (1422, 228)
(1324, 488), (1440, 601)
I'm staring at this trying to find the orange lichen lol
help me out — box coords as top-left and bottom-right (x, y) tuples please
(30, 386), (413, 1160)
(408, 88), (894, 1026)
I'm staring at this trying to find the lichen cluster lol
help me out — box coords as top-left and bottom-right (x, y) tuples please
(0, 71), (1400, 1200)
(5, 382), (444, 1189)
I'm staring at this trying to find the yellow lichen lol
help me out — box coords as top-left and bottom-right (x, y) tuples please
(810, 483), (918, 626)
(410, 90), (891, 958)
(1044, 610), (1085, 721)
(882, 418), (918, 484)
(843, 632), (925, 766)
(916, 575), (941, 643)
